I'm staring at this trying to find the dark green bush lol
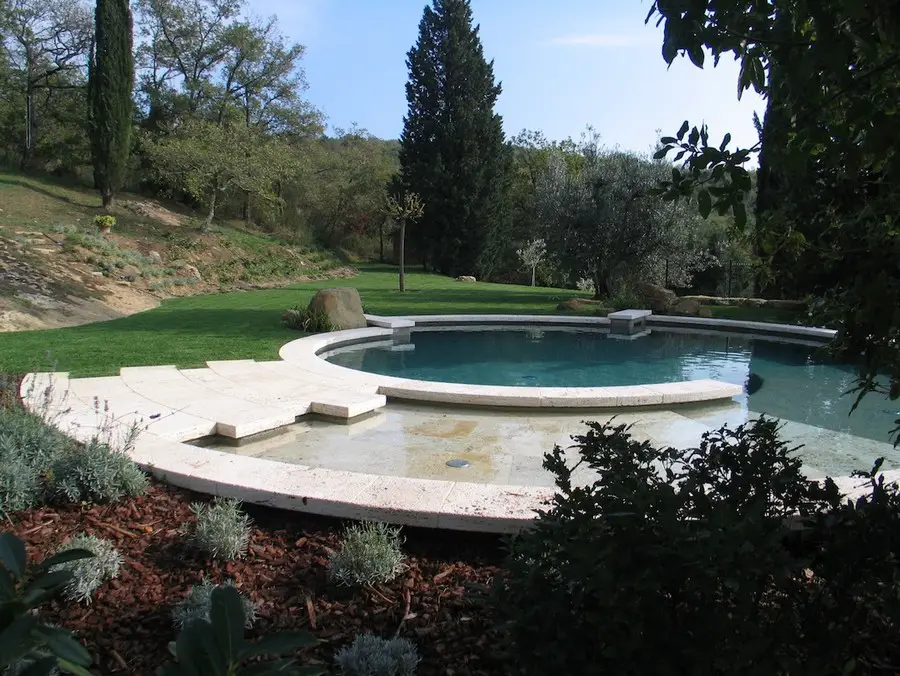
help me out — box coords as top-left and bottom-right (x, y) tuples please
(282, 306), (334, 334)
(494, 417), (900, 675)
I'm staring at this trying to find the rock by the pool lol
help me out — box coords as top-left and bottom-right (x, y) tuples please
(456, 275), (477, 283)
(307, 287), (366, 330)
(636, 282), (676, 313)
(671, 298), (702, 316)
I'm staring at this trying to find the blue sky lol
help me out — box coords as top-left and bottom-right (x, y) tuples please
(250, 0), (764, 153)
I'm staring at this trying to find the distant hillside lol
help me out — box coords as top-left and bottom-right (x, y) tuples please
(0, 172), (352, 331)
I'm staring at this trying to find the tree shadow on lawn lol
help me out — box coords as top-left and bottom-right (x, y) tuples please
(0, 175), (97, 210)
(70, 308), (291, 337)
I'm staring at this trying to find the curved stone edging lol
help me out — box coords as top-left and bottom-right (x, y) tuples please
(278, 314), (754, 408)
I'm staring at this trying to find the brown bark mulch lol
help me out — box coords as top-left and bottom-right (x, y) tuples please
(11, 482), (513, 675)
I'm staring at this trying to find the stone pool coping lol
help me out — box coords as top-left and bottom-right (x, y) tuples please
(21, 312), (878, 534)
(280, 314), (747, 408)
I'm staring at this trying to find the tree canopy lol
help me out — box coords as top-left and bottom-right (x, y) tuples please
(398, 0), (511, 278)
(648, 0), (900, 438)
(89, 0), (134, 211)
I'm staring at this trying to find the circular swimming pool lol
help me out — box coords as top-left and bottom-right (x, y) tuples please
(325, 326), (896, 443)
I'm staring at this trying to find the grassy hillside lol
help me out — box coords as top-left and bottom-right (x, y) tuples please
(0, 265), (583, 377)
(0, 171), (343, 303)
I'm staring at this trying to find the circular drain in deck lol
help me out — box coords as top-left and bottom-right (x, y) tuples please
(446, 459), (471, 468)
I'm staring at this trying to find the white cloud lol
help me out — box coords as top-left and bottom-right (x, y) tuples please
(544, 34), (650, 48)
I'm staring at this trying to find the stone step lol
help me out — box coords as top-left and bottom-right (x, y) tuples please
(120, 366), (299, 438)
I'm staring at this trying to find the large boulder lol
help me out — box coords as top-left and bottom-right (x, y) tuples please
(307, 287), (366, 330)
(635, 282), (677, 313)
(671, 298), (702, 316)
(456, 275), (477, 283)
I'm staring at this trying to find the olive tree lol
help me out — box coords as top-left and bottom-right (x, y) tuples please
(516, 238), (546, 287)
(537, 137), (695, 298)
(143, 119), (296, 227)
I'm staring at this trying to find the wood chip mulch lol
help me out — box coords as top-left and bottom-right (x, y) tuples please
(11, 482), (513, 675)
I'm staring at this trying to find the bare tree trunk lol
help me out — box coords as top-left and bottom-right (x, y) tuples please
(399, 218), (406, 292)
(204, 191), (217, 229)
(379, 220), (385, 262)
(21, 84), (34, 170)
(531, 265), (536, 287)
(593, 268), (610, 300)
(242, 191), (251, 224)
(101, 187), (115, 213)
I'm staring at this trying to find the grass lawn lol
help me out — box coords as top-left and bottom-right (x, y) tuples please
(0, 265), (583, 377)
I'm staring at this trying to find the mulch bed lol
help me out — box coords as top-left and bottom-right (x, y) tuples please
(11, 482), (513, 675)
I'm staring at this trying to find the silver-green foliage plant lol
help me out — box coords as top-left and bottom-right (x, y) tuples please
(0, 532), (94, 675)
(49, 435), (147, 503)
(172, 579), (258, 629)
(189, 498), (251, 560)
(50, 534), (122, 604)
(334, 634), (419, 676)
(328, 522), (406, 587)
(0, 407), (71, 513)
(0, 387), (148, 513)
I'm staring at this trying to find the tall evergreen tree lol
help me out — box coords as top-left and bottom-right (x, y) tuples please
(399, 0), (510, 277)
(89, 0), (134, 211)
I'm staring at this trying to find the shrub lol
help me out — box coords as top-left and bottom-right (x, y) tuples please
(50, 534), (122, 604)
(49, 437), (148, 503)
(0, 406), (72, 513)
(494, 417), (900, 675)
(93, 215), (115, 232)
(189, 498), (251, 560)
(282, 306), (334, 333)
(605, 287), (648, 311)
(334, 634), (419, 676)
(0, 532), (94, 674)
(0, 452), (42, 513)
(172, 578), (258, 629)
(0, 406), (71, 469)
(575, 277), (595, 295)
(160, 585), (323, 676)
(328, 522), (406, 587)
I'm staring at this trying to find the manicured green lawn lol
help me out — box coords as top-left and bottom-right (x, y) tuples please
(0, 265), (582, 377)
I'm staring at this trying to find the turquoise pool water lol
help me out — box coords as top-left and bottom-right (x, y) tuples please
(325, 327), (897, 444)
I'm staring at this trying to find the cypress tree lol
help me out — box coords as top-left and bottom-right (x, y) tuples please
(89, 0), (134, 212)
(399, 0), (510, 277)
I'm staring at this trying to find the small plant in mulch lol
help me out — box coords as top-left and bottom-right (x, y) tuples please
(50, 533), (122, 604)
(282, 306), (334, 333)
(334, 634), (420, 676)
(0, 532), (95, 674)
(172, 578), (258, 629)
(188, 497), (251, 560)
(328, 522), (407, 587)
(49, 435), (148, 504)
(160, 585), (323, 676)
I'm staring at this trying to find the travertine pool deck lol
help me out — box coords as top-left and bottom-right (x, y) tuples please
(20, 312), (885, 533)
